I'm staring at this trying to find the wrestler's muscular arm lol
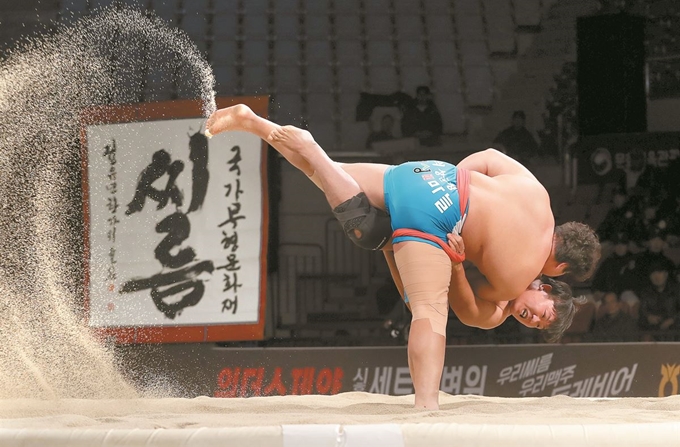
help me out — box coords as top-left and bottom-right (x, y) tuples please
(448, 265), (506, 329)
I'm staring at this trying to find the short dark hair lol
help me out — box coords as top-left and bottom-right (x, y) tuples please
(542, 277), (585, 343)
(554, 222), (601, 281)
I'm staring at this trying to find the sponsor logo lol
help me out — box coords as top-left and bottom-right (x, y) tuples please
(659, 364), (680, 397)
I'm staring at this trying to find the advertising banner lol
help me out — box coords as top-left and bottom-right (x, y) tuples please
(82, 97), (269, 343)
(576, 132), (680, 184)
(119, 343), (680, 399)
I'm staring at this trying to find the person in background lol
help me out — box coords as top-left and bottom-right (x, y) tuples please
(492, 110), (539, 165)
(592, 291), (639, 341)
(400, 85), (443, 147)
(591, 232), (639, 318)
(638, 260), (680, 339)
(366, 114), (396, 149)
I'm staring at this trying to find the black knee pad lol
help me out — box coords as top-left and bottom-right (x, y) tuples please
(332, 192), (392, 250)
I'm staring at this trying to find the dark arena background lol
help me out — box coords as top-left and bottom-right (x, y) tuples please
(1, 0), (680, 446)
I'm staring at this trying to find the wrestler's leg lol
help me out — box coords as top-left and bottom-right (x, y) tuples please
(393, 241), (451, 410)
(206, 104), (360, 208)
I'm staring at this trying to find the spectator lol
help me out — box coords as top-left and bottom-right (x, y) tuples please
(627, 195), (662, 245)
(638, 260), (680, 337)
(657, 194), (680, 245)
(366, 114), (396, 149)
(400, 85), (443, 147)
(592, 291), (639, 341)
(492, 110), (539, 164)
(596, 187), (634, 243)
(591, 232), (639, 316)
(632, 225), (676, 289)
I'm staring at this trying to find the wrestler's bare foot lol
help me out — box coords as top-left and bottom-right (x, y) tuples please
(268, 125), (317, 153)
(205, 104), (257, 137)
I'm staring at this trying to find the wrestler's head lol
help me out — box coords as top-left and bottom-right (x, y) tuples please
(547, 222), (601, 281)
(508, 277), (583, 342)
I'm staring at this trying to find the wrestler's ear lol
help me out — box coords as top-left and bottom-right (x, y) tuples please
(555, 262), (569, 276)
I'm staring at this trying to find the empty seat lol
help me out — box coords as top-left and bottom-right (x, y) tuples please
(274, 65), (303, 92)
(152, 0), (179, 24)
(242, 40), (269, 65)
(212, 0), (239, 14)
(242, 65), (270, 95)
(242, 0), (268, 14)
(212, 12), (239, 40)
(273, 93), (304, 125)
(397, 40), (427, 66)
(423, 0), (451, 14)
(334, 14), (362, 40)
(482, 0), (515, 53)
(368, 66), (399, 93)
(339, 92), (361, 121)
(363, 0), (392, 15)
(272, 0), (298, 15)
(393, 0), (423, 15)
(453, 11), (484, 42)
(61, 0), (88, 12)
(274, 13), (299, 39)
(453, 0), (480, 16)
(334, 0), (361, 15)
(306, 119), (337, 151)
(463, 65), (493, 107)
(364, 14), (392, 40)
(212, 40), (238, 66)
(339, 120), (370, 151)
(490, 59), (518, 89)
(432, 65), (462, 92)
(120, 0), (147, 9)
(401, 66), (430, 94)
(273, 40), (301, 65)
(181, 14), (208, 43)
(513, 0), (541, 27)
(424, 14), (454, 39)
(436, 92), (467, 134)
(337, 66), (366, 92)
(336, 39), (364, 66)
(459, 40), (488, 66)
(306, 92), (336, 119)
(429, 40), (458, 66)
(394, 14), (424, 40)
(212, 64), (238, 94)
(242, 13), (269, 40)
(366, 40), (395, 67)
(306, 65), (334, 92)
(305, 14), (331, 39)
(304, 0), (331, 15)
(305, 39), (332, 65)
(306, 93), (337, 149)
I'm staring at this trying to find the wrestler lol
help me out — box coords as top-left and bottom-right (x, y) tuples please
(205, 105), (599, 409)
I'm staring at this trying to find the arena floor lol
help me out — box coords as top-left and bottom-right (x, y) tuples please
(1, 392), (679, 446)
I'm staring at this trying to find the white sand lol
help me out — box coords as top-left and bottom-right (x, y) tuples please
(0, 392), (678, 429)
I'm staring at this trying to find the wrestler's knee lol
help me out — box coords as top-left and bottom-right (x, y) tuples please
(332, 192), (391, 250)
(410, 302), (448, 337)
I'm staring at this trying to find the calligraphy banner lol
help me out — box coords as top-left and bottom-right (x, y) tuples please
(81, 97), (269, 343)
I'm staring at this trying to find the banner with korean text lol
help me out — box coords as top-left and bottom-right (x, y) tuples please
(82, 97), (268, 343)
(117, 342), (680, 398)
